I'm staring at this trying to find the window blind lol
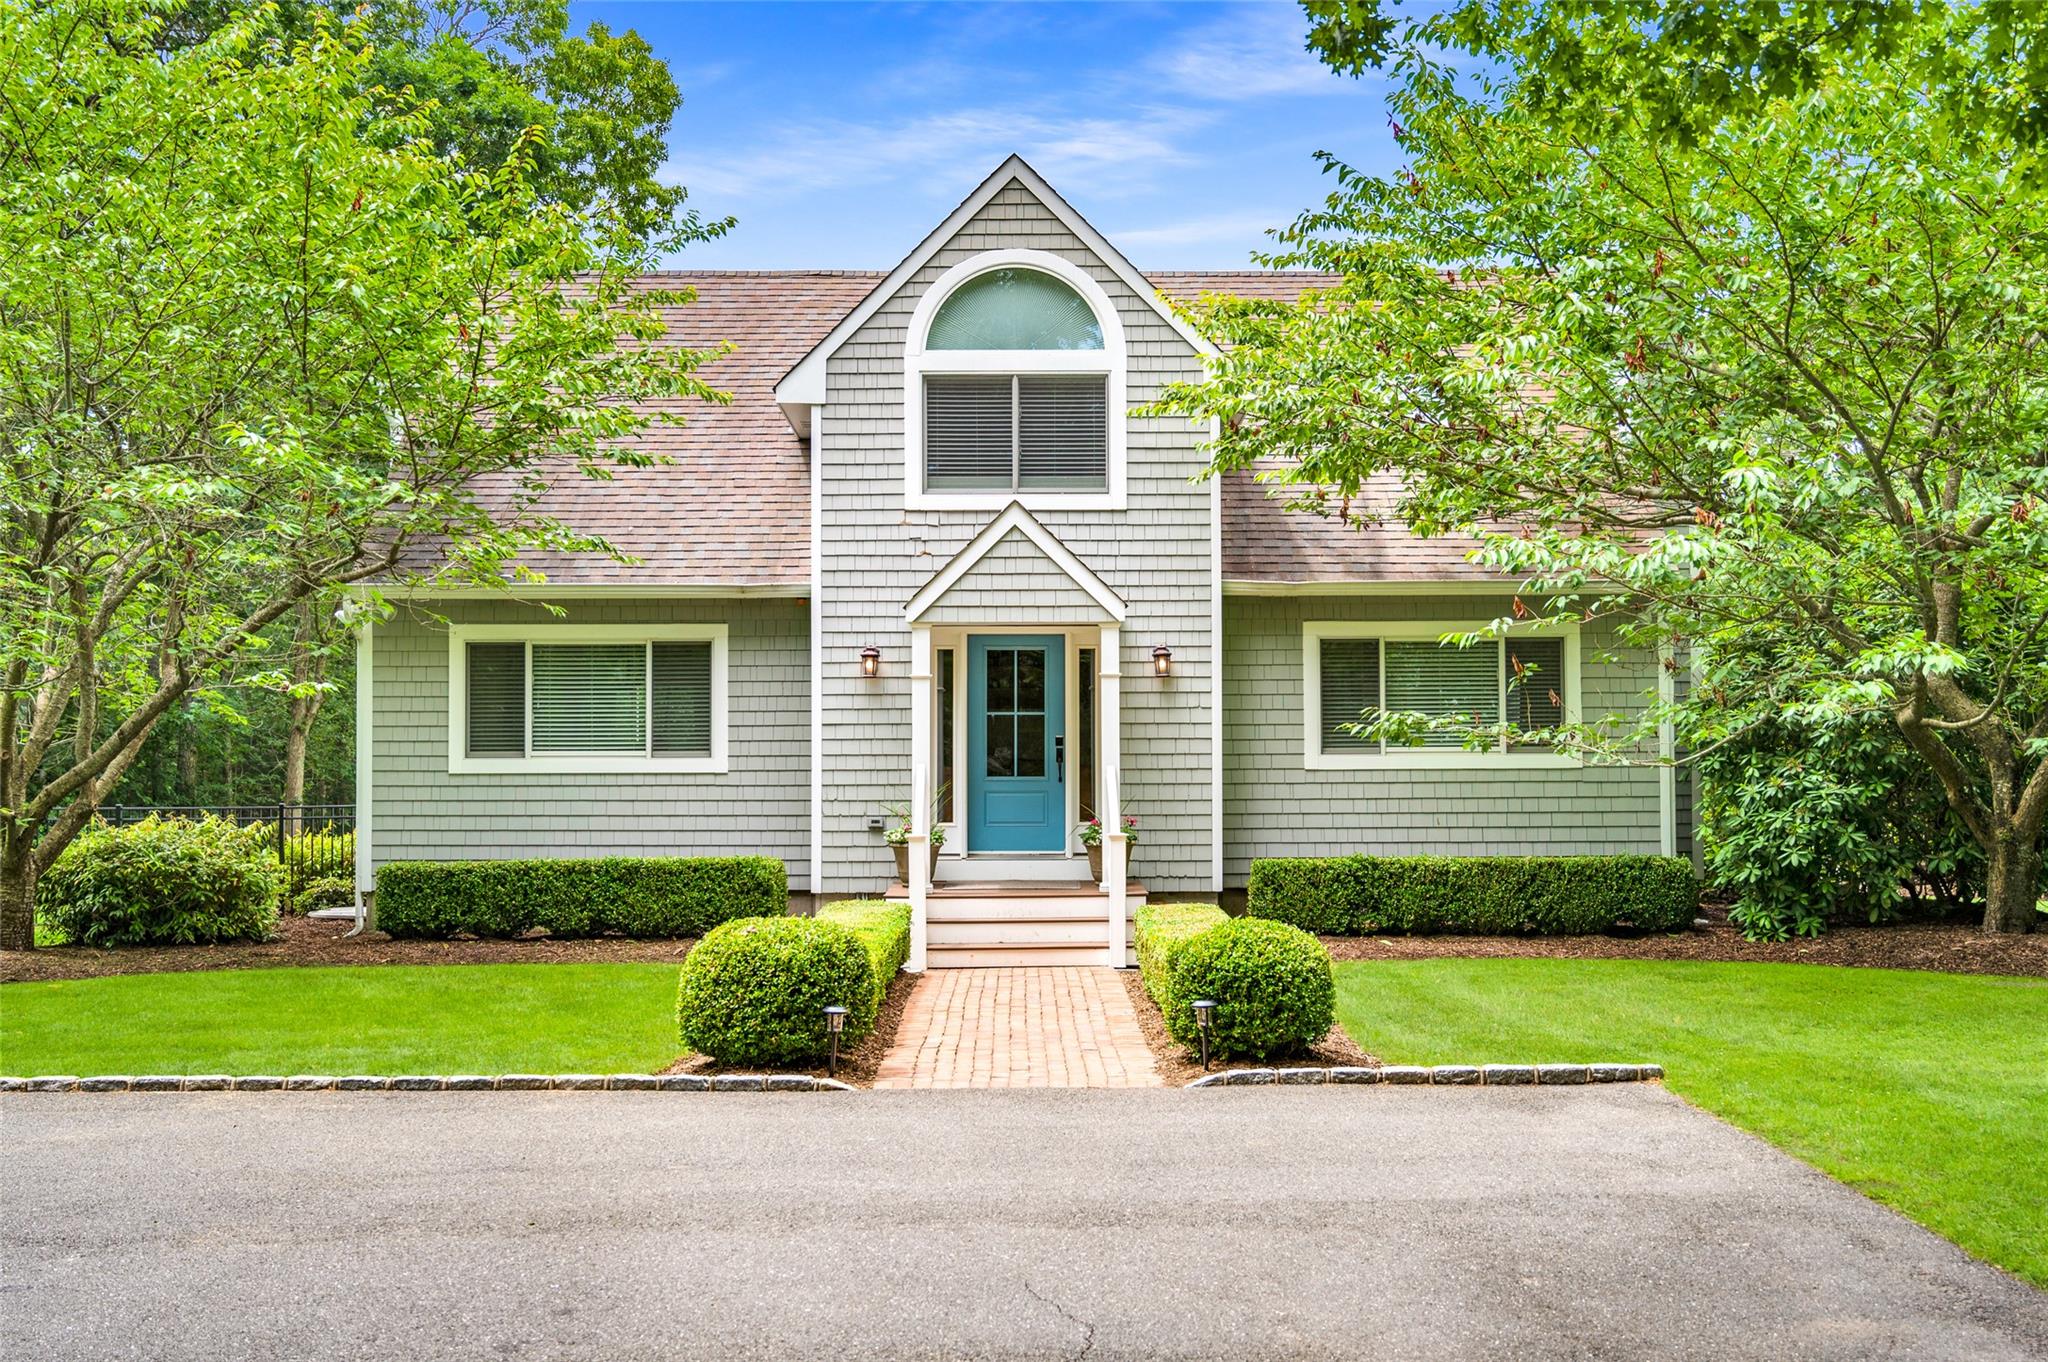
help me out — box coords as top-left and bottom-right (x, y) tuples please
(1018, 376), (1107, 488)
(531, 643), (646, 753)
(1384, 641), (1499, 747)
(925, 375), (1013, 489)
(1506, 637), (1566, 731)
(651, 641), (713, 755)
(466, 642), (526, 756)
(1319, 639), (1381, 753)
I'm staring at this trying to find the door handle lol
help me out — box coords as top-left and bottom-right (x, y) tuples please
(1054, 735), (1065, 781)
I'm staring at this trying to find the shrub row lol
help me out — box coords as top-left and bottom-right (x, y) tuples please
(375, 856), (785, 939)
(39, 815), (281, 947)
(677, 900), (911, 1065)
(1133, 904), (1334, 1061)
(1246, 855), (1698, 936)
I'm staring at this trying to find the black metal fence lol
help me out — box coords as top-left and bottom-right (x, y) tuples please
(99, 803), (356, 892)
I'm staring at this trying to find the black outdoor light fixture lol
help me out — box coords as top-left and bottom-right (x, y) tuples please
(822, 1005), (850, 1077)
(1191, 998), (1216, 1071)
(859, 645), (881, 679)
(1152, 643), (1173, 677)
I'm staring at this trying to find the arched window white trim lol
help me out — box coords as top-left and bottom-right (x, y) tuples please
(904, 249), (1127, 512)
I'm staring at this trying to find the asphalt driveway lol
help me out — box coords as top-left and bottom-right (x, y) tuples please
(3, 1086), (2042, 1360)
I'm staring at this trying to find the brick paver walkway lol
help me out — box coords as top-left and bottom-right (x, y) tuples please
(873, 967), (1162, 1089)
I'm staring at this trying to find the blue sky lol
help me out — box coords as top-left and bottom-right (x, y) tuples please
(571, 1), (1405, 269)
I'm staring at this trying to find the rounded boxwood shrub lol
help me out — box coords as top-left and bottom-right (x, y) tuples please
(677, 916), (878, 1065)
(1164, 917), (1335, 1060)
(38, 814), (281, 947)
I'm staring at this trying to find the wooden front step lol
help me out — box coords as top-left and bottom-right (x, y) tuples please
(888, 880), (1144, 968)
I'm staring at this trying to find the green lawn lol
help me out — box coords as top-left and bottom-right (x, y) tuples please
(1, 963), (685, 1076)
(1334, 958), (2048, 1288)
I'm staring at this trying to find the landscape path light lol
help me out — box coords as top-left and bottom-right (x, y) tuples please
(823, 1005), (850, 1077)
(1191, 999), (1216, 1071)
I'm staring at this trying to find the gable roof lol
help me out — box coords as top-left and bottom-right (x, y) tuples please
(410, 267), (1334, 591)
(904, 502), (1127, 624)
(773, 156), (1219, 428)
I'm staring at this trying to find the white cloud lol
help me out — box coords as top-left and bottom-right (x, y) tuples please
(664, 104), (1215, 208)
(1146, 1), (1360, 100)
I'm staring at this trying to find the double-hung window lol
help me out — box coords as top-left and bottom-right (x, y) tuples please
(1303, 620), (1579, 769)
(449, 625), (727, 774)
(906, 252), (1127, 509)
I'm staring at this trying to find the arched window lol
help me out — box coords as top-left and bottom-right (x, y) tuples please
(905, 251), (1126, 508)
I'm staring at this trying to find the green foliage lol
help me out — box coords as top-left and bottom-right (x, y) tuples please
(1134, 903), (1229, 1024)
(1247, 857), (1697, 936)
(1702, 718), (1984, 940)
(1300, 2), (2048, 166)
(283, 830), (356, 907)
(0, 0), (729, 950)
(676, 911), (897, 1066)
(1164, 14), (2048, 929)
(1166, 918), (1336, 1060)
(816, 899), (914, 992)
(374, 857), (785, 939)
(37, 815), (280, 947)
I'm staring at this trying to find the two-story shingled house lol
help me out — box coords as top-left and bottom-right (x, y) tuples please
(353, 157), (1684, 968)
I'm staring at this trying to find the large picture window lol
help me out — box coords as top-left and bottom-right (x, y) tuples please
(449, 625), (727, 774)
(1303, 621), (1580, 769)
(905, 250), (1127, 510)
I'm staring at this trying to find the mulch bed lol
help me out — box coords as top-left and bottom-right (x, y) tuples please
(0, 913), (699, 985)
(1117, 969), (1378, 1087)
(1318, 916), (2048, 979)
(659, 970), (919, 1090)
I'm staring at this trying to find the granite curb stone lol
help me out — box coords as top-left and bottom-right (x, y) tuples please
(1187, 1063), (1669, 1089)
(2, 1072), (856, 1093)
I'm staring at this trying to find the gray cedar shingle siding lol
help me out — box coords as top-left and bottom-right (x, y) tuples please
(918, 530), (1118, 626)
(1221, 594), (1665, 885)
(370, 597), (811, 889)
(820, 183), (1216, 894)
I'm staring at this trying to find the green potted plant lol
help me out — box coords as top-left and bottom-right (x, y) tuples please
(881, 786), (948, 886)
(1075, 813), (1138, 884)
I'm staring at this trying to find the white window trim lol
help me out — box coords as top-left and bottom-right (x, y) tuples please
(1301, 619), (1582, 771)
(447, 623), (729, 775)
(904, 248), (1128, 512)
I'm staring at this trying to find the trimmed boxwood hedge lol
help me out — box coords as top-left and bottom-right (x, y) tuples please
(1134, 904), (1334, 1060)
(677, 900), (910, 1065)
(1246, 854), (1698, 936)
(374, 856), (785, 939)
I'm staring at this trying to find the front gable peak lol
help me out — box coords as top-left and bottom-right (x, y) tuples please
(774, 155), (1216, 432)
(904, 502), (1128, 625)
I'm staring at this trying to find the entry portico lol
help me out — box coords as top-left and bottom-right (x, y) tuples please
(901, 503), (1132, 970)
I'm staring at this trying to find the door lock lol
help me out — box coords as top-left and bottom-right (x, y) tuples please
(1054, 735), (1065, 780)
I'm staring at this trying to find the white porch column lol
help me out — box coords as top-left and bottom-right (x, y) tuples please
(908, 625), (933, 972)
(1097, 625), (1126, 968)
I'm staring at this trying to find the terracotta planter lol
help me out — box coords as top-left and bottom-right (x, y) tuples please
(892, 841), (940, 885)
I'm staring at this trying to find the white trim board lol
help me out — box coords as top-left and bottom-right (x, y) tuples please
(1300, 618), (1583, 771)
(904, 502), (1127, 625)
(357, 584), (805, 601)
(902, 249), (1128, 513)
(445, 622), (729, 775)
(773, 154), (1217, 424)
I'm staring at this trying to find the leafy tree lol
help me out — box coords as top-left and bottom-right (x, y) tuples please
(159, 0), (710, 242)
(1164, 34), (2048, 931)
(1301, 0), (2047, 161)
(0, 2), (725, 948)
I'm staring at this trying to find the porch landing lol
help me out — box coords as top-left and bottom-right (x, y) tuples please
(872, 967), (1162, 1089)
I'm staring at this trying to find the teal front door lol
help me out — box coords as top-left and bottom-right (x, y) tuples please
(966, 636), (1065, 852)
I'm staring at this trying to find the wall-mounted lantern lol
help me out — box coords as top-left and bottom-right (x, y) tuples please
(1152, 643), (1173, 678)
(859, 645), (881, 679)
